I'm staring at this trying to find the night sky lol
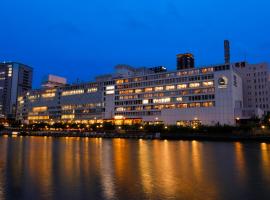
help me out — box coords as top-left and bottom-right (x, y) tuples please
(1, 0), (270, 88)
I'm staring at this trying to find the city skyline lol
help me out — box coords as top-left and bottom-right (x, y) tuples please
(1, 0), (270, 88)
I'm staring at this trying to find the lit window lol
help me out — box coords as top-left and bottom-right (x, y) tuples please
(166, 85), (175, 90)
(32, 106), (47, 112)
(155, 86), (163, 91)
(153, 98), (170, 104)
(143, 99), (149, 104)
(177, 84), (187, 89)
(145, 88), (153, 92)
(116, 107), (125, 111)
(61, 114), (75, 119)
(28, 116), (49, 120)
(62, 89), (84, 96)
(42, 93), (55, 98)
(202, 81), (214, 87)
(116, 80), (124, 84)
(176, 97), (183, 102)
(106, 85), (114, 90)
(106, 90), (114, 95)
(189, 83), (200, 88)
(135, 89), (142, 93)
(88, 88), (98, 93)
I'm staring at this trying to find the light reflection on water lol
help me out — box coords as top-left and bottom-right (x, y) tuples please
(0, 137), (270, 200)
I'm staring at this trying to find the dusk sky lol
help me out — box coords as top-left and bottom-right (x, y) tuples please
(1, 0), (270, 88)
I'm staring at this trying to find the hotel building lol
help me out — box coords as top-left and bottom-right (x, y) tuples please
(17, 61), (248, 126)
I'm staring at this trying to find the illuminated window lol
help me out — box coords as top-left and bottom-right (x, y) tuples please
(166, 85), (175, 90)
(145, 88), (153, 92)
(106, 85), (115, 95)
(106, 86), (114, 90)
(135, 89), (142, 93)
(106, 90), (115, 95)
(28, 95), (38, 100)
(155, 86), (163, 91)
(88, 88), (98, 93)
(62, 89), (84, 96)
(32, 106), (47, 112)
(42, 93), (55, 98)
(202, 102), (214, 107)
(202, 81), (214, 87)
(143, 99), (149, 104)
(116, 107), (125, 112)
(178, 104), (188, 108)
(62, 105), (74, 110)
(176, 97), (183, 102)
(177, 84), (187, 89)
(116, 80), (124, 84)
(153, 98), (170, 104)
(28, 115), (49, 120)
(189, 83), (200, 88)
(61, 114), (75, 119)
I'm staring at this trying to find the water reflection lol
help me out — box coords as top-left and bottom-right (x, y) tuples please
(261, 143), (270, 183)
(0, 137), (270, 200)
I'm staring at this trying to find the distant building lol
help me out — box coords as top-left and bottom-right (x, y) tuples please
(0, 62), (33, 118)
(42, 74), (67, 88)
(177, 53), (195, 70)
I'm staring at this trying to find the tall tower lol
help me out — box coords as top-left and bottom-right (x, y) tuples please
(176, 53), (195, 70)
(0, 62), (33, 118)
(224, 40), (230, 64)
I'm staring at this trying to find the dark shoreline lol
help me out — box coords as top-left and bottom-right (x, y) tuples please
(1, 130), (270, 142)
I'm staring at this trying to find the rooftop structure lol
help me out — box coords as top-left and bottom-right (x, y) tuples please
(42, 74), (67, 88)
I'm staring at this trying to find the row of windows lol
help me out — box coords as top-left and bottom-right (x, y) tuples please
(116, 68), (215, 85)
(115, 95), (215, 106)
(115, 102), (215, 114)
(117, 81), (214, 95)
(116, 88), (215, 101)
(61, 103), (103, 110)
(116, 75), (214, 89)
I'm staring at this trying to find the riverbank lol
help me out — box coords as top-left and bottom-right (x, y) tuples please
(1, 130), (270, 142)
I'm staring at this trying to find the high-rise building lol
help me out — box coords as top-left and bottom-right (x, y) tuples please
(0, 62), (33, 118)
(224, 40), (231, 64)
(177, 53), (195, 70)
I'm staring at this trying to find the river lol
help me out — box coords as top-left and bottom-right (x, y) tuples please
(0, 136), (270, 200)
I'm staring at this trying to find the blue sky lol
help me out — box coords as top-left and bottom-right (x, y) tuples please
(1, 0), (270, 88)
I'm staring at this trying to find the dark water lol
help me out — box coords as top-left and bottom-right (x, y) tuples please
(0, 136), (270, 200)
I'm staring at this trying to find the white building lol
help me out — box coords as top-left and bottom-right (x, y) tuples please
(17, 61), (269, 126)
(233, 62), (270, 115)
(111, 64), (243, 126)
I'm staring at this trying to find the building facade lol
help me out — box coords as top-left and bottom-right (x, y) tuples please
(0, 62), (33, 118)
(113, 64), (243, 125)
(17, 63), (245, 126)
(17, 81), (105, 124)
(234, 62), (270, 115)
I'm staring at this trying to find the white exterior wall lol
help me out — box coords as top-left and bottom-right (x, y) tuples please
(142, 69), (243, 125)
